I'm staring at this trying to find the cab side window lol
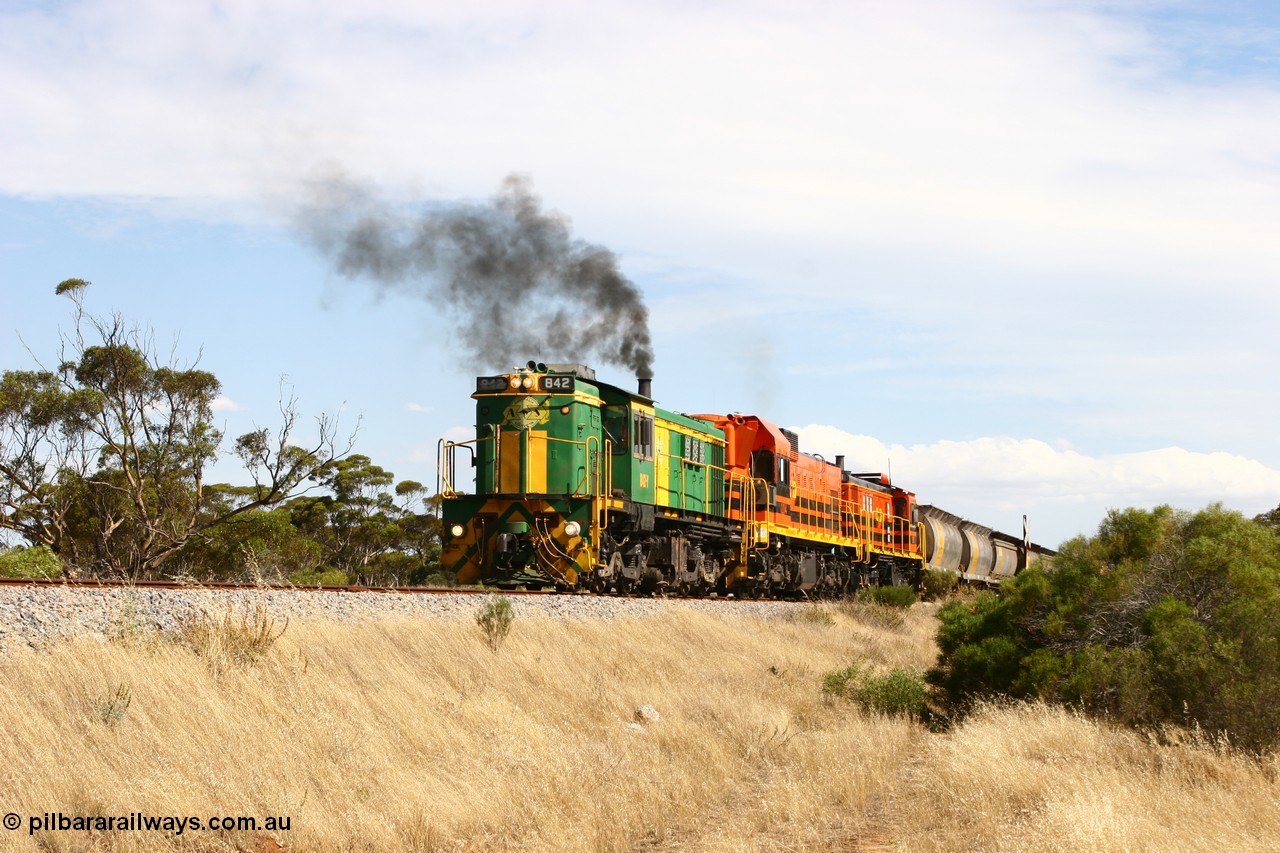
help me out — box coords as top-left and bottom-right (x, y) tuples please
(604, 409), (628, 454)
(632, 412), (653, 460)
(751, 449), (775, 482)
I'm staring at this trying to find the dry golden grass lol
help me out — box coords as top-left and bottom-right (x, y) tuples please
(1, 600), (1277, 852)
(892, 701), (1280, 852)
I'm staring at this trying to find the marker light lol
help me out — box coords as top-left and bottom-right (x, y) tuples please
(449, 523), (465, 538)
(563, 521), (581, 537)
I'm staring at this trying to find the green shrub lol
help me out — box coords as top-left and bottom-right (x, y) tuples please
(288, 567), (351, 587)
(920, 569), (958, 601)
(109, 597), (147, 645)
(0, 545), (63, 578)
(476, 595), (514, 651)
(89, 683), (132, 726)
(822, 661), (927, 717)
(821, 662), (865, 699)
(857, 667), (929, 716)
(929, 504), (1280, 752)
(860, 584), (916, 609)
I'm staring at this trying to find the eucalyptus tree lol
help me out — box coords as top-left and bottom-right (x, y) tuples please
(0, 279), (350, 579)
(286, 456), (440, 585)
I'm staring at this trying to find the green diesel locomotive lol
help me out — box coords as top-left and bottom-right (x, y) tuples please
(439, 362), (739, 593)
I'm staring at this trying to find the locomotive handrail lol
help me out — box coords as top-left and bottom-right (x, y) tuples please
(437, 438), (449, 497)
(438, 437), (486, 498)
(653, 442), (711, 514)
(584, 434), (603, 570)
(489, 424), (500, 492)
(738, 474), (754, 568)
(446, 430), (612, 498)
(538, 433), (602, 496)
(854, 507), (872, 564)
(599, 439), (612, 568)
(787, 479), (843, 535)
(464, 430), (929, 583)
(728, 475), (772, 568)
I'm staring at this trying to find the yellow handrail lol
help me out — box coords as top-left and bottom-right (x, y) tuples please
(437, 434), (494, 498)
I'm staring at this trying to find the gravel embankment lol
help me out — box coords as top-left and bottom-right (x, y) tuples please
(0, 586), (806, 652)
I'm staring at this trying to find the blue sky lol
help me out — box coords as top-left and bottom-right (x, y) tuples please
(3, 0), (1280, 548)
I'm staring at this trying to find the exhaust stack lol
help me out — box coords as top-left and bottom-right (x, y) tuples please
(638, 377), (652, 399)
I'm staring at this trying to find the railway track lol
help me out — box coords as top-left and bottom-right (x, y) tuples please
(0, 576), (556, 595)
(0, 575), (797, 602)
(0, 575), (813, 654)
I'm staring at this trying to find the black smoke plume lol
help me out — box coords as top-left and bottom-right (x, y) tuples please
(298, 170), (654, 379)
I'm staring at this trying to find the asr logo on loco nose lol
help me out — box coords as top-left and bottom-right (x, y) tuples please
(502, 396), (551, 429)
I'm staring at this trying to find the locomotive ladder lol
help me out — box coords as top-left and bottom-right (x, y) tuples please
(737, 476), (771, 568)
(589, 439), (612, 572)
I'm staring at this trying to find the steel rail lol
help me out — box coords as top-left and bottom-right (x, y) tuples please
(0, 576), (801, 602)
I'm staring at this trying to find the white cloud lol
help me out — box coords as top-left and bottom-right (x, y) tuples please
(5, 0), (1280, 497)
(795, 424), (1280, 547)
(405, 402), (431, 413)
(442, 425), (473, 444)
(3, 1), (1280, 296)
(408, 427), (472, 465)
(210, 396), (244, 412)
(405, 425), (476, 489)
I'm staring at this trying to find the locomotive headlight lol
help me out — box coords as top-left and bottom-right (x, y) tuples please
(449, 523), (466, 538)
(520, 375), (534, 390)
(563, 521), (581, 538)
(508, 376), (520, 388)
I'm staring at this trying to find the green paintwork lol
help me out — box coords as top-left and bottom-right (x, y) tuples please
(441, 366), (728, 584)
(473, 378), (602, 496)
